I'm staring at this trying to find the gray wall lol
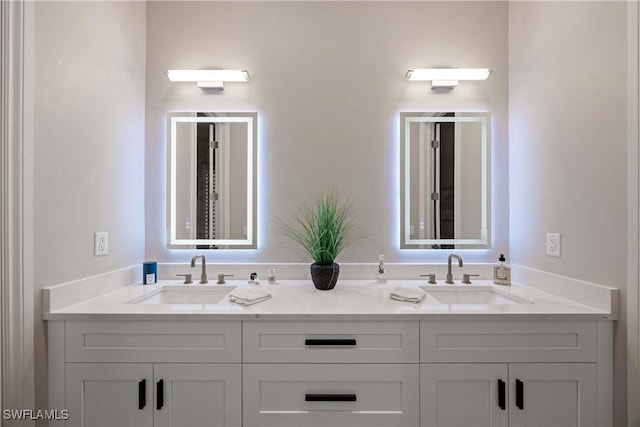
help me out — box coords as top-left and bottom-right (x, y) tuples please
(145, 1), (509, 264)
(508, 2), (627, 424)
(31, 0), (146, 411)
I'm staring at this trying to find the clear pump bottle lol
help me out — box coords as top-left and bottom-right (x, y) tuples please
(493, 253), (511, 286)
(377, 255), (387, 283)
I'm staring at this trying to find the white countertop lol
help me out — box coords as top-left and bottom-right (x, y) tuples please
(43, 279), (617, 321)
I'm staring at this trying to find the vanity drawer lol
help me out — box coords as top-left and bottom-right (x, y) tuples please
(243, 321), (419, 363)
(420, 320), (597, 363)
(243, 363), (419, 427)
(65, 320), (241, 363)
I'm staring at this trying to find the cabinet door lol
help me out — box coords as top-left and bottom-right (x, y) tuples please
(509, 363), (596, 427)
(66, 363), (153, 427)
(153, 364), (241, 427)
(420, 364), (509, 427)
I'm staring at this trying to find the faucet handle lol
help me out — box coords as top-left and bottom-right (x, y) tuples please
(176, 274), (193, 284)
(420, 274), (437, 285)
(217, 274), (233, 285)
(462, 274), (480, 284)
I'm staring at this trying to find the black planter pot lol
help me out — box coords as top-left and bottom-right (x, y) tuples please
(310, 263), (340, 290)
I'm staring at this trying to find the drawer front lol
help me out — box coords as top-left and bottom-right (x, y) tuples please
(243, 363), (419, 427)
(243, 321), (419, 363)
(65, 321), (241, 363)
(420, 320), (597, 363)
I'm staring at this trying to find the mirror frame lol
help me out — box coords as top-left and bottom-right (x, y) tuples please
(399, 112), (491, 249)
(167, 112), (258, 249)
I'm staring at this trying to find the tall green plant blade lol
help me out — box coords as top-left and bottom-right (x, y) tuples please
(280, 189), (362, 265)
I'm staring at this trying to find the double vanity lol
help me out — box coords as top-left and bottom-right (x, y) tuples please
(44, 276), (615, 427)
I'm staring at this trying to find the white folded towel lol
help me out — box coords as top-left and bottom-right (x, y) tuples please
(389, 286), (426, 303)
(229, 288), (272, 306)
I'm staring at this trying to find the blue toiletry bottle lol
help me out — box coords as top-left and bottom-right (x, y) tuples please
(143, 261), (157, 285)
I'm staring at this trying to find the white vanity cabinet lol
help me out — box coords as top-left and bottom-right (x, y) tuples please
(152, 363), (240, 427)
(421, 363), (596, 427)
(65, 363), (241, 427)
(419, 320), (607, 427)
(49, 317), (613, 427)
(55, 321), (242, 427)
(421, 363), (509, 427)
(65, 363), (153, 427)
(242, 321), (420, 427)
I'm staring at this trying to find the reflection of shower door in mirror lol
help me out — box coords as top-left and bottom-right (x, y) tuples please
(420, 116), (455, 249)
(195, 121), (215, 248)
(195, 121), (230, 249)
(439, 120), (455, 248)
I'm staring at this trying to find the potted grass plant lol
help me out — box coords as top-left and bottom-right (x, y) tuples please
(281, 189), (361, 290)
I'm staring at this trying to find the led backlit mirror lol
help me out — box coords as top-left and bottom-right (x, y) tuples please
(167, 112), (257, 249)
(400, 112), (491, 249)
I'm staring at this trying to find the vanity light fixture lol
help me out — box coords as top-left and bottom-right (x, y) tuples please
(166, 69), (250, 91)
(405, 68), (490, 90)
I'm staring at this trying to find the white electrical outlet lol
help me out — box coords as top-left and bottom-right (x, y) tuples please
(546, 233), (560, 257)
(94, 232), (108, 256)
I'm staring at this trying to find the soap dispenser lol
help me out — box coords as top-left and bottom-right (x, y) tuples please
(377, 255), (387, 283)
(493, 254), (511, 286)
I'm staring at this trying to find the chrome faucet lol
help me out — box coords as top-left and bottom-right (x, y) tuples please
(190, 254), (208, 284)
(446, 254), (464, 284)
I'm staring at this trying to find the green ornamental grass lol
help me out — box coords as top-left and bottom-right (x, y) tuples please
(283, 190), (361, 265)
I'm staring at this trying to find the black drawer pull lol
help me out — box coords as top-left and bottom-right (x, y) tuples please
(305, 394), (357, 402)
(516, 379), (524, 410)
(138, 379), (146, 410)
(304, 339), (356, 346)
(498, 379), (506, 410)
(156, 379), (164, 410)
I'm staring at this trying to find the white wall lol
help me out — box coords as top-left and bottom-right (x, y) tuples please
(145, 1), (509, 265)
(31, 0), (146, 411)
(21, 0), (631, 419)
(508, 2), (627, 424)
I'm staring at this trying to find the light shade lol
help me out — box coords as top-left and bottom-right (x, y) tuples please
(167, 69), (250, 82)
(405, 68), (490, 89)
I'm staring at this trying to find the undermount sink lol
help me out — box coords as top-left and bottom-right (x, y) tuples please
(127, 286), (236, 305)
(420, 286), (533, 305)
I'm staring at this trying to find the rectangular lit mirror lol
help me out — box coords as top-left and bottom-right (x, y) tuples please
(167, 112), (257, 249)
(400, 112), (491, 249)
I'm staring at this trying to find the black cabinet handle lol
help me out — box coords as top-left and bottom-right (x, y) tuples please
(156, 380), (164, 410)
(516, 379), (524, 410)
(498, 379), (506, 410)
(305, 394), (357, 402)
(138, 379), (146, 410)
(304, 339), (357, 346)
